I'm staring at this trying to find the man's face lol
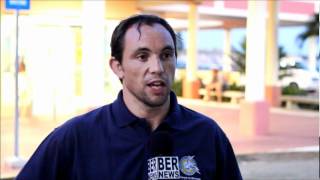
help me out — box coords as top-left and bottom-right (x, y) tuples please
(117, 23), (176, 107)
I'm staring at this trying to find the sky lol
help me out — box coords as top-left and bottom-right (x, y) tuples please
(181, 26), (310, 57)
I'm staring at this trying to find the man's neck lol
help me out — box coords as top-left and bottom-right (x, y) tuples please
(122, 90), (170, 131)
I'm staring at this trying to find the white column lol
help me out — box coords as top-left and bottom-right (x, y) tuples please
(265, 0), (279, 86)
(245, 0), (267, 101)
(240, 0), (269, 136)
(223, 29), (232, 72)
(186, 2), (198, 82)
(26, 26), (76, 119)
(183, 1), (201, 99)
(308, 36), (317, 73)
(50, 28), (76, 118)
(1, 15), (16, 112)
(82, 0), (106, 107)
(265, 0), (281, 107)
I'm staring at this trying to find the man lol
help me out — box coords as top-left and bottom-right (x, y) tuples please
(204, 69), (224, 102)
(17, 14), (242, 180)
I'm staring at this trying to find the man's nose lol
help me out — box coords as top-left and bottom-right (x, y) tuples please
(149, 57), (164, 74)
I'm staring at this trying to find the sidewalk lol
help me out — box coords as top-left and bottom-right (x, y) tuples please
(179, 98), (318, 154)
(1, 98), (319, 178)
(179, 98), (319, 179)
(238, 151), (318, 179)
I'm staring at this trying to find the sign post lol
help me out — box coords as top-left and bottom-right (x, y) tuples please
(5, 0), (30, 169)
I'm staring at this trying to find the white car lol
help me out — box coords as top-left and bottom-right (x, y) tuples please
(279, 60), (319, 92)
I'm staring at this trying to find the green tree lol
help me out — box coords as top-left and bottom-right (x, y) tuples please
(297, 13), (319, 62)
(231, 36), (286, 73)
(231, 37), (246, 73)
(176, 32), (184, 51)
(297, 13), (319, 47)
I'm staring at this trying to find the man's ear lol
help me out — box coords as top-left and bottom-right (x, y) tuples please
(109, 57), (124, 80)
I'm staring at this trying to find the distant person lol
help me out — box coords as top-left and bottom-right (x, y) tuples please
(204, 69), (224, 102)
(16, 14), (242, 180)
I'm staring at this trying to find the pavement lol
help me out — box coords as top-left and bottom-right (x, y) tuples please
(238, 151), (318, 180)
(180, 98), (319, 180)
(1, 98), (319, 179)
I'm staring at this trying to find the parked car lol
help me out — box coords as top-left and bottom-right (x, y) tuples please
(279, 58), (319, 92)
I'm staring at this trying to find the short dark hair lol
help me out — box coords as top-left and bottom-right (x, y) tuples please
(110, 14), (177, 63)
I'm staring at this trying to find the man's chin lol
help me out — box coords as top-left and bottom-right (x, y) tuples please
(144, 95), (169, 107)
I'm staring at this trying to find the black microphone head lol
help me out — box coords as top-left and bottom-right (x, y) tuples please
(147, 131), (173, 157)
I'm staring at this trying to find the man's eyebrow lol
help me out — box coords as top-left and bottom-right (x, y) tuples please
(133, 46), (174, 54)
(134, 47), (151, 53)
(162, 45), (174, 52)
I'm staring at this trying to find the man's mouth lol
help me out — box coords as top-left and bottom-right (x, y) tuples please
(147, 80), (166, 88)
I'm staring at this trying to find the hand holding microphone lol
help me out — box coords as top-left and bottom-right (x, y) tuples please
(147, 130), (180, 180)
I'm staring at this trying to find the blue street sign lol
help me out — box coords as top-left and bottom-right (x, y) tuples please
(5, 0), (30, 10)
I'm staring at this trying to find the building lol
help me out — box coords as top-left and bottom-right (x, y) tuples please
(1, 0), (318, 128)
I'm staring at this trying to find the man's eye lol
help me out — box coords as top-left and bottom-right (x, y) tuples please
(161, 52), (174, 60)
(137, 54), (148, 61)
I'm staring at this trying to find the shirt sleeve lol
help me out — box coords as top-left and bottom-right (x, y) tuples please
(16, 128), (73, 180)
(215, 127), (243, 180)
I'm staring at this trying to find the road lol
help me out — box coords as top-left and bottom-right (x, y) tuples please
(238, 151), (318, 180)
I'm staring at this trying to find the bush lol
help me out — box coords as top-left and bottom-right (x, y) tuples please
(226, 83), (245, 92)
(297, 103), (319, 111)
(282, 84), (308, 95)
(172, 80), (182, 96)
(281, 84), (318, 110)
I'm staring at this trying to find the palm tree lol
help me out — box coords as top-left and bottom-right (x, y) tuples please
(297, 13), (319, 63)
(297, 13), (319, 47)
(231, 36), (286, 73)
(176, 32), (184, 52)
(230, 37), (246, 73)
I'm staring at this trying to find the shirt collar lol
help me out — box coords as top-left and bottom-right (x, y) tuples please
(111, 90), (182, 130)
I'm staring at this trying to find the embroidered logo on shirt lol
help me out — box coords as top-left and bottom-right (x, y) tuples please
(147, 155), (201, 179)
(179, 156), (200, 176)
(148, 156), (180, 180)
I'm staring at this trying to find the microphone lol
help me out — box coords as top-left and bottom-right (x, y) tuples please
(147, 130), (180, 179)
(147, 131), (173, 157)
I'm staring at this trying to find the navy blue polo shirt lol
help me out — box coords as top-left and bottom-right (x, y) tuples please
(16, 91), (242, 180)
